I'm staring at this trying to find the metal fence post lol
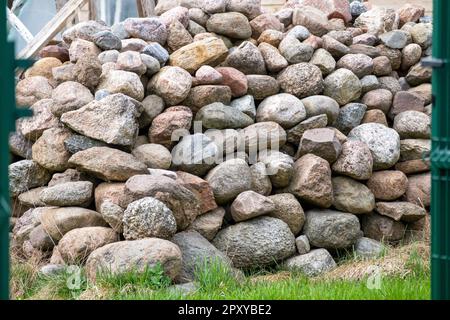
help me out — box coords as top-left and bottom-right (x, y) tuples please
(0, 0), (14, 300)
(0, 0), (32, 300)
(431, 0), (450, 301)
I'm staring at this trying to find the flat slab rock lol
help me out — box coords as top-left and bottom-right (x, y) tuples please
(61, 94), (142, 147)
(68, 147), (148, 182)
(375, 201), (427, 222)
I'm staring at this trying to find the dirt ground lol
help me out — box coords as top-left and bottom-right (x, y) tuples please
(369, 0), (433, 15)
(263, 0), (433, 15)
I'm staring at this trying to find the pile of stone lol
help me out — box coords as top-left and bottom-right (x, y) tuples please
(10, 0), (431, 283)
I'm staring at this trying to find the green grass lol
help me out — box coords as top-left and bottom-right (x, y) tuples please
(109, 262), (430, 300)
(10, 245), (431, 300)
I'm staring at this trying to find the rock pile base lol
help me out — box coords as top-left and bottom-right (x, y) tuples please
(10, 0), (431, 283)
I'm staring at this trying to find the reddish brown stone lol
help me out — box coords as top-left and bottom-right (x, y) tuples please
(292, 6), (331, 37)
(297, 128), (342, 163)
(404, 172), (431, 207)
(395, 160), (430, 175)
(39, 45), (70, 63)
(250, 13), (284, 38)
(361, 109), (388, 126)
(303, 35), (323, 50)
(183, 85), (232, 113)
(216, 67), (248, 98)
(300, 0), (352, 23)
(289, 154), (333, 208)
(95, 182), (133, 210)
(149, 106), (193, 148)
(390, 91), (425, 119)
(367, 170), (408, 201)
(361, 89), (393, 114)
(176, 171), (218, 215)
(397, 3), (425, 27)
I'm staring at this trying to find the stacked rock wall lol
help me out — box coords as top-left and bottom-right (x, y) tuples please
(10, 0), (431, 281)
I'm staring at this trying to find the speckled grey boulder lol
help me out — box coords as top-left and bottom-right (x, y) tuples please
(348, 123), (401, 170)
(9, 160), (51, 197)
(172, 230), (232, 283)
(195, 103), (254, 130)
(393, 111), (431, 139)
(284, 249), (336, 277)
(324, 69), (362, 106)
(256, 93), (306, 129)
(277, 63), (324, 99)
(213, 217), (296, 268)
(354, 237), (385, 259)
(123, 17), (168, 44)
(123, 197), (177, 240)
(225, 41), (266, 75)
(332, 140), (373, 180)
(40, 181), (93, 207)
(303, 209), (362, 249)
(279, 35), (314, 64)
(93, 31), (122, 51)
(205, 159), (252, 205)
(171, 134), (220, 176)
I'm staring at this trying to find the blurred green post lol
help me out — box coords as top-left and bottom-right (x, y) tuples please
(0, 0), (33, 300)
(431, 0), (450, 301)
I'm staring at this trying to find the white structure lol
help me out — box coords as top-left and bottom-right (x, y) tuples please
(8, 0), (140, 54)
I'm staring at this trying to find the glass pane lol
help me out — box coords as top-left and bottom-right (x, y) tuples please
(8, 0), (57, 54)
(92, 0), (139, 26)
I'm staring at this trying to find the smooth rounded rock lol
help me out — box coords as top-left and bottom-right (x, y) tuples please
(284, 249), (336, 277)
(40, 181), (93, 207)
(324, 68), (362, 106)
(85, 238), (182, 281)
(304, 209), (362, 249)
(213, 216), (296, 268)
(348, 124), (400, 170)
(205, 159), (252, 205)
(332, 176), (375, 214)
(132, 144), (172, 170)
(256, 94), (306, 129)
(367, 170), (408, 201)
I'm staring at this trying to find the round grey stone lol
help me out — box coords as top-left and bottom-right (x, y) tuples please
(348, 123), (401, 170)
(284, 249), (336, 277)
(213, 216), (296, 268)
(93, 31), (122, 51)
(303, 209), (362, 249)
(256, 93), (307, 129)
(123, 197), (177, 240)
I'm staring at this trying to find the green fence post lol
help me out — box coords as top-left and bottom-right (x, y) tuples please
(0, 0), (33, 300)
(430, 0), (450, 301)
(0, 0), (14, 300)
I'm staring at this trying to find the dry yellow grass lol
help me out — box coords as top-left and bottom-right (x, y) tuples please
(250, 271), (293, 283)
(323, 242), (430, 282)
(247, 241), (430, 285)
